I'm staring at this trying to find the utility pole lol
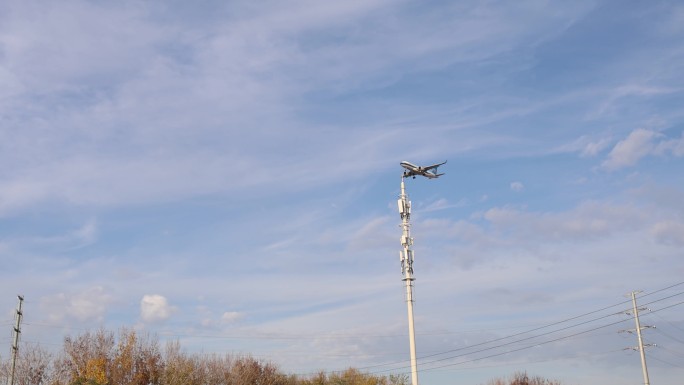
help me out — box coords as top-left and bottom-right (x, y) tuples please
(620, 291), (653, 385)
(398, 178), (419, 385)
(8, 295), (24, 385)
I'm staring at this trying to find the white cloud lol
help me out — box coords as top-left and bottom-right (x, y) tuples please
(602, 129), (684, 170)
(7, 218), (99, 251)
(221, 311), (244, 323)
(602, 129), (660, 170)
(651, 220), (684, 246)
(346, 216), (394, 251)
(581, 137), (612, 157)
(557, 135), (613, 157)
(196, 307), (244, 327)
(72, 219), (98, 245)
(0, 179), (50, 217)
(140, 294), (176, 323)
(1, 2), (683, 382)
(422, 198), (467, 212)
(593, 84), (679, 117)
(0, 0), (597, 215)
(481, 201), (649, 242)
(510, 181), (524, 192)
(40, 219), (98, 249)
(655, 131), (684, 157)
(41, 286), (113, 322)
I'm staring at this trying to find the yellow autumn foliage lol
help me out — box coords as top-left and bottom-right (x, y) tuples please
(84, 357), (107, 385)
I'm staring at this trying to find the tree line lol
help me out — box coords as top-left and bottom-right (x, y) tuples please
(0, 328), (562, 385)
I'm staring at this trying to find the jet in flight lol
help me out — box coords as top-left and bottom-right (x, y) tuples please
(400, 160), (446, 179)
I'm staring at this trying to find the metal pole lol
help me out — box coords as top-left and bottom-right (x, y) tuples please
(8, 295), (24, 385)
(631, 291), (650, 385)
(398, 178), (419, 385)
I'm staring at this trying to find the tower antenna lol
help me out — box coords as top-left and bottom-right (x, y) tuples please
(398, 177), (418, 385)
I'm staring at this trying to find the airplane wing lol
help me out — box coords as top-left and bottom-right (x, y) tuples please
(424, 172), (445, 179)
(422, 160), (447, 171)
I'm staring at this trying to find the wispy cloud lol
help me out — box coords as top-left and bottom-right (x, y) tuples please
(585, 141), (613, 158)
(593, 84), (681, 118)
(651, 220), (684, 246)
(601, 129), (684, 171)
(602, 129), (661, 170)
(40, 286), (114, 323)
(509, 181), (524, 192)
(0, 0), (598, 213)
(2, 1), (684, 383)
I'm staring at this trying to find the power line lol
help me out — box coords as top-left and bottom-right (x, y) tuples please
(327, 300), (633, 374)
(422, 302), (630, 361)
(640, 291), (684, 308)
(640, 281), (684, 298)
(371, 294), (684, 376)
(15, 281), (684, 380)
(421, 348), (626, 373)
(653, 327), (684, 346)
(316, 311), (632, 378)
(648, 311), (684, 334)
(295, 288), (684, 376)
(22, 321), (552, 340)
(19, 282), (684, 344)
(412, 317), (633, 374)
(417, 300), (684, 374)
(647, 353), (683, 368)
(419, 286), (684, 364)
(658, 346), (684, 359)
(650, 300), (684, 313)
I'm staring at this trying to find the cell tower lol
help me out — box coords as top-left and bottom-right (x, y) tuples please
(398, 177), (419, 385)
(396, 160), (444, 385)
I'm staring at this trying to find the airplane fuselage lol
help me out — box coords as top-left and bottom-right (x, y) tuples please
(400, 160), (445, 179)
(400, 161), (420, 172)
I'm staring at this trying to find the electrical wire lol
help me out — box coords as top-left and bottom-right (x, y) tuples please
(647, 309), (684, 334)
(288, 287), (684, 377)
(12, 281), (684, 379)
(647, 353), (683, 368)
(21, 321), (534, 340)
(323, 300), (633, 374)
(422, 348), (625, 373)
(417, 299), (684, 375)
(381, 317), (632, 375)
(356, 300), (648, 369)
(410, 286), (684, 368)
(351, 292), (684, 376)
(640, 291), (684, 309)
(301, 310), (629, 376)
(653, 327), (684, 345)
(639, 281), (684, 298)
(658, 346), (684, 359)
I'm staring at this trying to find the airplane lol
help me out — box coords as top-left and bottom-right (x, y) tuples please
(400, 160), (446, 179)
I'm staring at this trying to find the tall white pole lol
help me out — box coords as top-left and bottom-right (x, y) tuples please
(398, 178), (419, 385)
(631, 291), (650, 385)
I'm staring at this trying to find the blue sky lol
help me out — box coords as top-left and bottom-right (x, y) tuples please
(1, 1), (684, 384)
